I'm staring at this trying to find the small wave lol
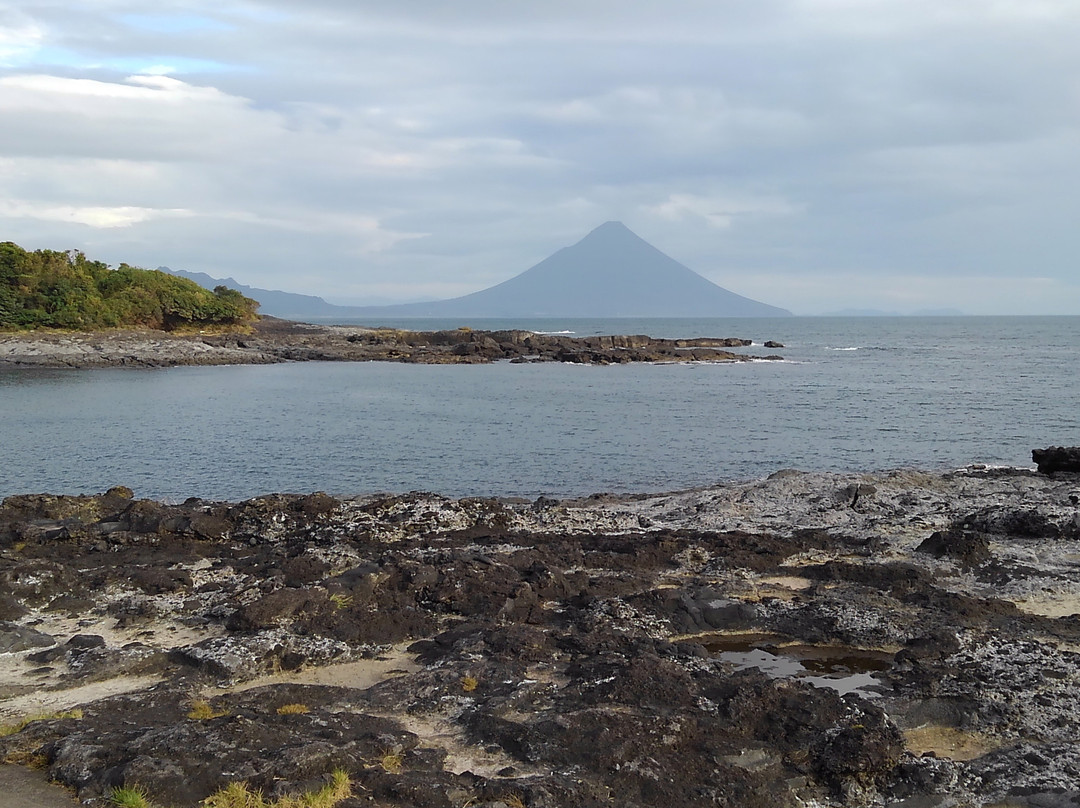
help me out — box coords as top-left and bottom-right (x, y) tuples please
(532, 330), (575, 335)
(825, 346), (862, 351)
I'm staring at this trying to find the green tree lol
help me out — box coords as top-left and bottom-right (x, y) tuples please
(0, 241), (259, 331)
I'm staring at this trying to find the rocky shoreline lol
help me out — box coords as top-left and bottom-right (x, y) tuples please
(3, 461), (1080, 806)
(0, 317), (782, 369)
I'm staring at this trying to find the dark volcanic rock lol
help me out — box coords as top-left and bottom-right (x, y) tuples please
(0, 316), (783, 369)
(1033, 445), (1080, 474)
(916, 526), (992, 566)
(4, 470), (1080, 807)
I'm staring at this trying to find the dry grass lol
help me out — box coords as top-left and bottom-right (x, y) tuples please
(275, 703), (310, 715)
(460, 675), (479, 693)
(200, 769), (351, 808)
(3, 749), (49, 768)
(377, 749), (404, 774)
(187, 700), (228, 720)
(0, 708), (83, 737)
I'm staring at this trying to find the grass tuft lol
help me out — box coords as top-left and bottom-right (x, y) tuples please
(201, 768), (351, 808)
(377, 749), (404, 774)
(187, 700), (228, 720)
(328, 592), (354, 610)
(276, 703), (310, 715)
(0, 708), (83, 737)
(110, 784), (155, 808)
(460, 675), (479, 693)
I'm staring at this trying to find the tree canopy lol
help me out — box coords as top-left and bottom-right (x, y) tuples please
(0, 242), (259, 331)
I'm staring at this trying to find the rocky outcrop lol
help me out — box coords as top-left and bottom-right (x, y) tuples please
(1033, 446), (1080, 474)
(5, 467), (1080, 806)
(0, 317), (782, 369)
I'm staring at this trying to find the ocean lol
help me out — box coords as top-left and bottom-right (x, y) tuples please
(1, 316), (1077, 502)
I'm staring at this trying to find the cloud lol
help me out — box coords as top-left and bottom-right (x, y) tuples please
(0, 199), (193, 228)
(0, 0), (1078, 313)
(647, 193), (798, 229)
(0, 11), (43, 66)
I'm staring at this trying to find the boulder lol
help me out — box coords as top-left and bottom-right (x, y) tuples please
(1033, 446), (1080, 474)
(0, 621), (56, 653)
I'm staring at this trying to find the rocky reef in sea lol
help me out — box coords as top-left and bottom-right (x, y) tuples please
(0, 317), (781, 369)
(2, 457), (1080, 807)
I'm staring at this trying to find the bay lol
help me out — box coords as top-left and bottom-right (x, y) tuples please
(1, 316), (1077, 501)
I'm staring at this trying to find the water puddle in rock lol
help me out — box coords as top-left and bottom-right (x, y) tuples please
(702, 633), (892, 698)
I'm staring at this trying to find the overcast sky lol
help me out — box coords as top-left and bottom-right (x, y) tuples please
(2, 1), (1078, 315)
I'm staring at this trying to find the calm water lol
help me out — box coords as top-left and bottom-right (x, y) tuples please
(2, 316), (1077, 501)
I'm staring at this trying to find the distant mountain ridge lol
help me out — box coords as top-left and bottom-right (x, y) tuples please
(159, 269), (368, 320)
(168, 222), (792, 319)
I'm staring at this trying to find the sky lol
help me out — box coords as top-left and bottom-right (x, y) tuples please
(1, 1), (1079, 315)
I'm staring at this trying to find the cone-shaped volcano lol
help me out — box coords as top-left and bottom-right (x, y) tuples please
(363, 222), (791, 317)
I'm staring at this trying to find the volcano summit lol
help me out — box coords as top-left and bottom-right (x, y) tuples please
(357, 222), (792, 317)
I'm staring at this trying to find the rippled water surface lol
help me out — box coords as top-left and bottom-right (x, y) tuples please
(2, 316), (1077, 500)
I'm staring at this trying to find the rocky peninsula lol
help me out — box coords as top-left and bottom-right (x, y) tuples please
(0, 317), (781, 370)
(3, 458), (1080, 806)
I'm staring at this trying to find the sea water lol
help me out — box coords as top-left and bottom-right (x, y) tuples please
(1, 316), (1077, 501)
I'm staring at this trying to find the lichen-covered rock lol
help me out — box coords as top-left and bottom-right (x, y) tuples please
(4, 467), (1080, 807)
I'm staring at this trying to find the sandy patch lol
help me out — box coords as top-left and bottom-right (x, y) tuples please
(0, 612), (223, 709)
(209, 643), (420, 696)
(758, 575), (813, 590)
(391, 712), (534, 778)
(24, 613), (223, 652)
(903, 725), (999, 761)
(1012, 595), (1080, 618)
(0, 675), (161, 721)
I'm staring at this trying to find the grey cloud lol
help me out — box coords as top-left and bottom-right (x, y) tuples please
(1, 0), (1078, 313)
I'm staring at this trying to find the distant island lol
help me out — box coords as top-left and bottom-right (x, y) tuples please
(0, 242), (258, 332)
(171, 222), (793, 319)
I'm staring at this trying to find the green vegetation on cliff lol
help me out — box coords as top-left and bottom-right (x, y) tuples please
(0, 241), (259, 331)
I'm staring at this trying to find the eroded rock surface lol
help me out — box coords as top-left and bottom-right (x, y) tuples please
(2, 467), (1080, 806)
